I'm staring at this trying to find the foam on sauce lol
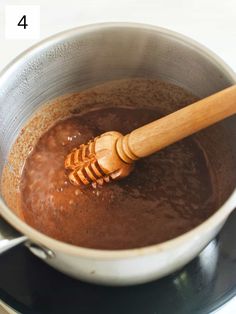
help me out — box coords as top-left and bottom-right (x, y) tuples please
(20, 104), (218, 250)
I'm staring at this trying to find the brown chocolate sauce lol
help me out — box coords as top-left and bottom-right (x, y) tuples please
(20, 99), (217, 250)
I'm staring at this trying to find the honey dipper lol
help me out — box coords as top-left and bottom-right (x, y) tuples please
(65, 85), (236, 186)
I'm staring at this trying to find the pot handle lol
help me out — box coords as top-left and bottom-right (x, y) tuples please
(0, 217), (27, 254)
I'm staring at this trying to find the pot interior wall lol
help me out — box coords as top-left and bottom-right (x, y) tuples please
(0, 25), (236, 219)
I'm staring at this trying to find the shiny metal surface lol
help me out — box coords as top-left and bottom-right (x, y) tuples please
(0, 23), (236, 285)
(1, 211), (236, 312)
(0, 218), (26, 254)
(26, 242), (55, 260)
(0, 24), (234, 166)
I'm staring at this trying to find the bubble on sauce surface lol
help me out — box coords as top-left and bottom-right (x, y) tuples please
(20, 106), (218, 250)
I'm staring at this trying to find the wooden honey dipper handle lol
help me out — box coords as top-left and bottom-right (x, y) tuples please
(116, 85), (236, 162)
(65, 85), (236, 186)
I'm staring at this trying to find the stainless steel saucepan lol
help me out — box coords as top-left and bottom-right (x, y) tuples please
(0, 23), (236, 286)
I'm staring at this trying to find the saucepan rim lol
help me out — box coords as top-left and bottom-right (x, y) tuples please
(0, 22), (236, 259)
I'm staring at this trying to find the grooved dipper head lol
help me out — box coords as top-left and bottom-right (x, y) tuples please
(65, 131), (133, 186)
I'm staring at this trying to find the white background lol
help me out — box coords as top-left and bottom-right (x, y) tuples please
(0, 0), (236, 313)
